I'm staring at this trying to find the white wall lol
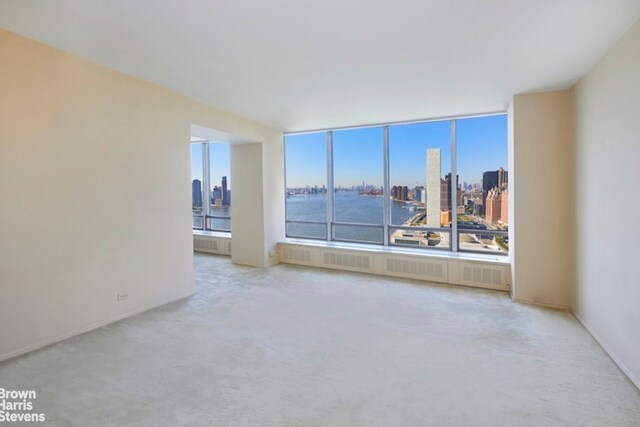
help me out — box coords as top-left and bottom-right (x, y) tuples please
(230, 143), (267, 266)
(0, 28), (282, 361)
(261, 135), (286, 266)
(510, 91), (575, 308)
(573, 19), (640, 387)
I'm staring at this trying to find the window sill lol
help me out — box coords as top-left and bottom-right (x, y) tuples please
(282, 238), (509, 265)
(193, 230), (231, 239)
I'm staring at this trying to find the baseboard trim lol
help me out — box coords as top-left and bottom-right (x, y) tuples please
(512, 297), (572, 311)
(572, 311), (640, 390)
(0, 289), (195, 363)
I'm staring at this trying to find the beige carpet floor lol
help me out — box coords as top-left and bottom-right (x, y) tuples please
(1, 253), (638, 426)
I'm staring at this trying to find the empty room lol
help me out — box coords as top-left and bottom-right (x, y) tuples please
(1, 1), (639, 425)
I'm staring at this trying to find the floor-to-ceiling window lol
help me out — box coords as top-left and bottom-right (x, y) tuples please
(388, 120), (452, 250)
(332, 127), (384, 244)
(456, 115), (509, 253)
(284, 113), (508, 255)
(191, 141), (231, 233)
(284, 132), (328, 240)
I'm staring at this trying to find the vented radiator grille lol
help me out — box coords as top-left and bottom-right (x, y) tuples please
(384, 257), (446, 281)
(459, 262), (507, 290)
(321, 251), (372, 272)
(277, 243), (509, 292)
(281, 246), (313, 265)
(193, 236), (231, 256)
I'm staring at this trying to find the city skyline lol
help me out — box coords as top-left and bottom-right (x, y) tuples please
(191, 142), (231, 190)
(192, 176), (232, 206)
(285, 114), (507, 188)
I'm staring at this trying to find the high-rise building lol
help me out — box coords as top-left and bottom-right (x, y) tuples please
(192, 179), (202, 208)
(500, 189), (509, 224)
(440, 173), (460, 212)
(391, 185), (409, 201)
(426, 149), (441, 227)
(401, 186), (408, 201)
(483, 170), (499, 196)
(212, 186), (222, 203)
(441, 176), (450, 212)
(483, 168), (508, 209)
(498, 167), (508, 189)
(221, 176), (228, 206)
(486, 187), (509, 224)
(485, 188), (501, 223)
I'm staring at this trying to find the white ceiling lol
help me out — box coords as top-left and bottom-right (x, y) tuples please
(1, 1), (639, 132)
(190, 124), (254, 144)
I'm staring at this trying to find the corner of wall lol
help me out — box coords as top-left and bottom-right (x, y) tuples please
(510, 90), (575, 308)
(568, 18), (640, 387)
(261, 132), (286, 266)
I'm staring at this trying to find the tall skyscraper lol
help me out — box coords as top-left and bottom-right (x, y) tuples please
(441, 176), (450, 212)
(439, 173), (457, 211)
(221, 176), (228, 206)
(212, 186), (222, 203)
(482, 167), (508, 212)
(414, 186), (425, 203)
(426, 149), (441, 227)
(192, 179), (202, 208)
(482, 170), (499, 196)
(497, 167), (508, 189)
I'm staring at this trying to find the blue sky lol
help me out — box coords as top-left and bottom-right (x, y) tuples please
(389, 120), (451, 188)
(285, 114), (507, 188)
(191, 142), (231, 189)
(334, 127), (384, 187)
(191, 115), (508, 190)
(284, 132), (327, 187)
(456, 115), (508, 186)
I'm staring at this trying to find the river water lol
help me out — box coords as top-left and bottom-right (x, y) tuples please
(286, 192), (418, 242)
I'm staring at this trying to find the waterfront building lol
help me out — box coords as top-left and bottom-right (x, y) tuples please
(391, 185), (409, 201)
(401, 186), (408, 201)
(212, 186), (222, 203)
(192, 179), (202, 208)
(222, 176), (229, 206)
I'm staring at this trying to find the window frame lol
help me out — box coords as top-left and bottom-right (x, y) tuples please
(284, 111), (508, 256)
(191, 141), (232, 234)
